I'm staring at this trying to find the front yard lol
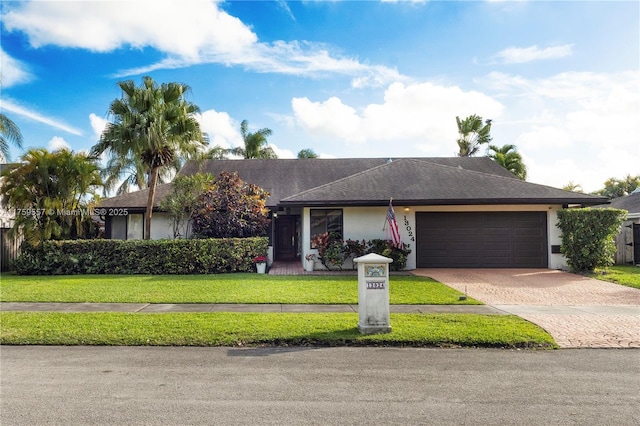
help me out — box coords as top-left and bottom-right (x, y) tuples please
(0, 273), (559, 348)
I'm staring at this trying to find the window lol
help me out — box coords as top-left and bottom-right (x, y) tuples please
(310, 209), (343, 247)
(127, 214), (144, 240)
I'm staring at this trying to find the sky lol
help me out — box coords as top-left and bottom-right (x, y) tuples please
(1, 0), (638, 195)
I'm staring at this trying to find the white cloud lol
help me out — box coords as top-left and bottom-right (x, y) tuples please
(197, 110), (243, 150)
(292, 81), (504, 150)
(2, 0), (256, 61)
(493, 44), (574, 64)
(3, 0), (403, 88)
(89, 113), (109, 140)
(48, 136), (71, 151)
(270, 144), (295, 159)
(0, 47), (32, 87)
(1, 98), (83, 135)
(482, 70), (640, 192)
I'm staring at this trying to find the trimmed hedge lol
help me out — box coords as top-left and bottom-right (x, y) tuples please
(556, 208), (626, 272)
(13, 237), (269, 275)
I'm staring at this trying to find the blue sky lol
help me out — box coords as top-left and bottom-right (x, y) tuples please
(1, 0), (638, 194)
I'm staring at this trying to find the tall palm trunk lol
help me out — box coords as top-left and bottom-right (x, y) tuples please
(145, 166), (160, 240)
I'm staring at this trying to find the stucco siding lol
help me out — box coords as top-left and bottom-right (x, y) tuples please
(302, 205), (568, 270)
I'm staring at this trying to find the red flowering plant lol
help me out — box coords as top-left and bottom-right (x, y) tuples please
(253, 255), (268, 264)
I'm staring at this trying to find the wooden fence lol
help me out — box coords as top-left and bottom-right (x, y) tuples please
(1, 228), (22, 272)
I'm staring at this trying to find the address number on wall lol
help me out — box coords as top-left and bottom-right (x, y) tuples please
(366, 281), (385, 290)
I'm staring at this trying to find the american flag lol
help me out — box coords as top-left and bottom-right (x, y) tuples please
(385, 199), (402, 248)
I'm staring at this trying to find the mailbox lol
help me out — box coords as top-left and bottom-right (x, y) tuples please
(354, 253), (392, 334)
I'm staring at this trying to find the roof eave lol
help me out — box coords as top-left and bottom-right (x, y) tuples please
(279, 197), (609, 208)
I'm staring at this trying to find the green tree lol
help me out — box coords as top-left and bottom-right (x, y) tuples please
(203, 145), (229, 160)
(487, 144), (527, 180)
(227, 120), (277, 159)
(91, 76), (208, 239)
(191, 171), (271, 238)
(0, 113), (23, 161)
(455, 115), (492, 157)
(0, 148), (102, 246)
(297, 148), (318, 158)
(562, 181), (583, 193)
(100, 150), (182, 196)
(594, 175), (640, 198)
(160, 173), (213, 238)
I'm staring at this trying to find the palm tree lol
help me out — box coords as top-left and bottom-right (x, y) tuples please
(91, 76), (208, 239)
(1, 148), (102, 245)
(297, 148), (318, 158)
(563, 181), (583, 193)
(0, 113), (23, 161)
(487, 144), (527, 180)
(227, 120), (277, 159)
(456, 115), (492, 157)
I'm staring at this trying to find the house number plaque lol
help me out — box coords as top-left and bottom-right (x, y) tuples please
(366, 281), (385, 290)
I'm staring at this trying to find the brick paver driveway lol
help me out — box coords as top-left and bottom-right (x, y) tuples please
(413, 269), (640, 348)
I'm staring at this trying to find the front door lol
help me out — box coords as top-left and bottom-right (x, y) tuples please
(275, 216), (298, 261)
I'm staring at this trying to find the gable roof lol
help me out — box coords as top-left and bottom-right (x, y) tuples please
(280, 159), (607, 206)
(99, 157), (607, 209)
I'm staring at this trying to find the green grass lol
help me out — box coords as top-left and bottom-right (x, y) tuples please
(0, 274), (480, 305)
(0, 312), (556, 349)
(592, 266), (640, 289)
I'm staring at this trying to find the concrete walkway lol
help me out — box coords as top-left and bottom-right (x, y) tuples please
(413, 268), (640, 348)
(0, 302), (501, 315)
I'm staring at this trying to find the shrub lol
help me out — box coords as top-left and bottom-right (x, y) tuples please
(367, 239), (411, 271)
(556, 208), (626, 272)
(311, 232), (345, 270)
(191, 171), (270, 239)
(311, 235), (411, 271)
(343, 239), (369, 269)
(13, 237), (268, 275)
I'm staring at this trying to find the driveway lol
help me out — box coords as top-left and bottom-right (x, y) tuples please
(413, 268), (640, 348)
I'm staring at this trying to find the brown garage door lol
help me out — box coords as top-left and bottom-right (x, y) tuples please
(416, 212), (548, 268)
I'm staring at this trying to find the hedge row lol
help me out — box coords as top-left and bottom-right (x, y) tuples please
(13, 237), (269, 275)
(556, 208), (626, 272)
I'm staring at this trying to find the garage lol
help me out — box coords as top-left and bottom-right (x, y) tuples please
(415, 212), (548, 268)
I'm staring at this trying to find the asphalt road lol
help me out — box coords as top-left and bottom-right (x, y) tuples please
(1, 346), (639, 425)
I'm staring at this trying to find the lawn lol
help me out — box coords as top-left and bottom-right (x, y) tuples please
(0, 312), (557, 349)
(0, 273), (559, 349)
(592, 266), (640, 289)
(0, 274), (481, 305)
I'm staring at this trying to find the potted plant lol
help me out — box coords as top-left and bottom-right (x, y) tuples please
(304, 253), (316, 272)
(253, 255), (268, 274)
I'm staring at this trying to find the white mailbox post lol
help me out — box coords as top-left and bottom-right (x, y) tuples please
(354, 253), (393, 335)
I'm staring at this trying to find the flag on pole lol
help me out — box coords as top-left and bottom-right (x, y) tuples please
(385, 199), (402, 248)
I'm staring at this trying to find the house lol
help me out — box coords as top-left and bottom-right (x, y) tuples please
(98, 157), (608, 270)
(596, 189), (640, 265)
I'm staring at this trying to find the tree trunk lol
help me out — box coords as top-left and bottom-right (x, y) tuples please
(144, 167), (160, 240)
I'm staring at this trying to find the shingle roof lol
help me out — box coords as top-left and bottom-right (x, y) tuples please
(596, 192), (640, 214)
(98, 183), (173, 210)
(177, 157), (518, 207)
(280, 159), (608, 206)
(99, 157), (606, 209)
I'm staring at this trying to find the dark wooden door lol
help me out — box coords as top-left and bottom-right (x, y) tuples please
(275, 216), (298, 261)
